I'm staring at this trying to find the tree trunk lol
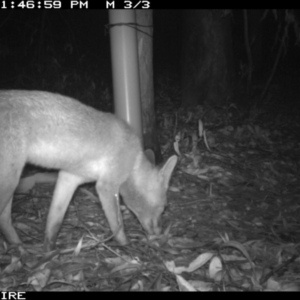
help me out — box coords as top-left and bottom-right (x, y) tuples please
(136, 10), (162, 163)
(248, 9), (264, 81)
(181, 9), (235, 106)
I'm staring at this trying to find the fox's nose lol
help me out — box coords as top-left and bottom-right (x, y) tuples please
(143, 218), (161, 235)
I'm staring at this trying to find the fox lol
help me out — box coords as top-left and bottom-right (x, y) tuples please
(0, 90), (177, 252)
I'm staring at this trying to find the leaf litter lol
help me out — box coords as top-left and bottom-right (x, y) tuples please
(1, 91), (300, 291)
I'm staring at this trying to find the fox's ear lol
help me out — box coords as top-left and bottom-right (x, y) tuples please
(144, 149), (156, 165)
(160, 155), (178, 189)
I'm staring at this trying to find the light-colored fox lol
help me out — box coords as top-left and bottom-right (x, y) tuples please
(0, 90), (177, 251)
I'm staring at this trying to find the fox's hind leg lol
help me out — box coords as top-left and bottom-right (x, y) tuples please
(0, 161), (25, 244)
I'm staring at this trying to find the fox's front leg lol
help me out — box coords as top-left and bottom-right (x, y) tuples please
(96, 181), (128, 245)
(44, 171), (84, 252)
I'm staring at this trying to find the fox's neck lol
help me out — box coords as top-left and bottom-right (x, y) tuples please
(120, 151), (153, 200)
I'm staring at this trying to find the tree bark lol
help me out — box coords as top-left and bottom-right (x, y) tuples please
(181, 9), (235, 106)
(136, 10), (162, 163)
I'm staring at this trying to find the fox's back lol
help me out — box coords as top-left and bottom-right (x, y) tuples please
(0, 90), (141, 181)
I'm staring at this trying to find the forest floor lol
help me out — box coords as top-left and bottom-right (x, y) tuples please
(1, 77), (300, 291)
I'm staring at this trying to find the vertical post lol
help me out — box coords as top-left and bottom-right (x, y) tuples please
(109, 10), (143, 142)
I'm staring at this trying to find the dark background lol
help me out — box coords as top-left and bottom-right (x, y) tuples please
(0, 9), (299, 109)
(0, 10), (183, 90)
